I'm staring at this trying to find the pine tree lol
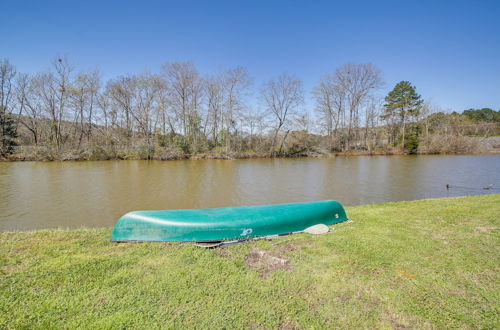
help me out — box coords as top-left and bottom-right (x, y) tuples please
(0, 106), (17, 156)
(382, 81), (423, 152)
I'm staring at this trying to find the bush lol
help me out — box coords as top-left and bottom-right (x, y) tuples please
(154, 147), (185, 160)
(0, 112), (17, 156)
(426, 134), (480, 154)
(136, 145), (155, 159)
(156, 134), (170, 148)
(86, 145), (112, 161)
(286, 144), (303, 155)
(173, 136), (190, 154)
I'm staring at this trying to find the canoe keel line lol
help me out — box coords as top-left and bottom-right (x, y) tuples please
(111, 200), (348, 243)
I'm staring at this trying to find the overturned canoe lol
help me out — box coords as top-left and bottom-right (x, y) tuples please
(111, 200), (347, 242)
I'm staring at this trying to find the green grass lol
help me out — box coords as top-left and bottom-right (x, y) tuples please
(1, 195), (499, 328)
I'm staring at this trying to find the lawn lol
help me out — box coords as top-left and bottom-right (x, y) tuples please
(1, 195), (499, 328)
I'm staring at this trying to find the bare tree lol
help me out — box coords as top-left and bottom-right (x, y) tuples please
(155, 77), (175, 135)
(70, 69), (100, 148)
(129, 73), (164, 145)
(162, 62), (204, 149)
(363, 96), (382, 151)
(31, 72), (57, 147)
(29, 58), (73, 148)
(0, 59), (16, 114)
(106, 76), (135, 141)
(261, 74), (303, 154)
(52, 58), (73, 147)
(312, 74), (346, 148)
(222, 67), (251, 150)
(419, 101), (439, 152)
(205, 74), (225, 145)
(335, 63), (383, 150)
(6, 56), (493, 160)
(16, 73), (42, 144)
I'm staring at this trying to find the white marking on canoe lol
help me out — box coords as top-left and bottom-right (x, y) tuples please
(240, 228), (253, 236)
(304, 224), (329, 235)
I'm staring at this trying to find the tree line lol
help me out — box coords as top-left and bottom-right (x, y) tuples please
(0, 58), (498, 159)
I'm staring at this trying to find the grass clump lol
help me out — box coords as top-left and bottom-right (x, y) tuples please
(1, 195), (499, 328)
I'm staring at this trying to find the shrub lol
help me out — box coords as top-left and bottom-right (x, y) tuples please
(173, 136), (190, 154)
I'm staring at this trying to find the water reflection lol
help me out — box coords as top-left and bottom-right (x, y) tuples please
(0, 155), (498, 231)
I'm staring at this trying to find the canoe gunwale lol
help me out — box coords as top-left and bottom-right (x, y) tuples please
(110, 225), (339, 243)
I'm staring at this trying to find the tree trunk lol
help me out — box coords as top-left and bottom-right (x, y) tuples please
(401, 109), (406, 152)
(278, 129), (290, 154)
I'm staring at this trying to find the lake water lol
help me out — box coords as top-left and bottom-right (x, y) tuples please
(0, 155), (499, 231)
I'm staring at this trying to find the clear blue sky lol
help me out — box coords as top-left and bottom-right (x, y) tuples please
(1, 0), (499, 111)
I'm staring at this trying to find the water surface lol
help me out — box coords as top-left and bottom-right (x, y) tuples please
(0, 155), (498, 231)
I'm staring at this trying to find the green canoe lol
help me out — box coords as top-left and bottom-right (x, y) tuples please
(111, 200), (347, 242)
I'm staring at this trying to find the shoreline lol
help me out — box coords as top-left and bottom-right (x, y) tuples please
(2, 149), (498, 162)
(1, 194), (498, 234)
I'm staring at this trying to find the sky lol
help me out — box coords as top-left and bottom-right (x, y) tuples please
(1, 0), (499, 111)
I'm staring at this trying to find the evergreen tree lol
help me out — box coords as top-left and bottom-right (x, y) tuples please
(0, 60), (17, 156)
(382, 81), (423, 152)
(404, 123), (421, 154)
(462, 108), (500, 122)
(0, 106), (17, 156)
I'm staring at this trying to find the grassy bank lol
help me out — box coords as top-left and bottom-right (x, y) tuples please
(1, 195), (499, 328)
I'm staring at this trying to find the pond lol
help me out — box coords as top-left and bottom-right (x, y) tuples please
(0, 155), (499, 231)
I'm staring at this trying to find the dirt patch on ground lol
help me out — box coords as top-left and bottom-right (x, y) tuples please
(475, 226), (496, 232)
(381, 311), (431, 329)
(0, 259), (27, 276)
(246, 249), (291, 278)
(431, 233), (449, 244)
(274, 240), (310, 252)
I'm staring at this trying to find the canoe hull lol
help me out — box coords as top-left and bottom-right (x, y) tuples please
(111, 200), (347, 242)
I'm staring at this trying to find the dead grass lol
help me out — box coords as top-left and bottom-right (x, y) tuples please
(475, 225), (497, 232)
(245, 249), (291, 278)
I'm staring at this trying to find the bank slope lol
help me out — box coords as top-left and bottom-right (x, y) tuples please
(1, 194), (499, 328)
